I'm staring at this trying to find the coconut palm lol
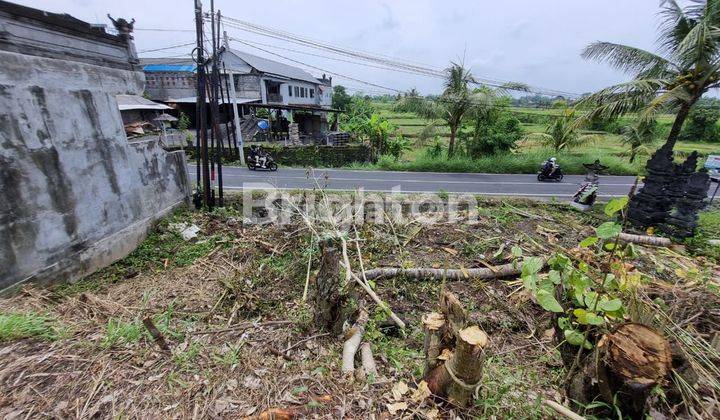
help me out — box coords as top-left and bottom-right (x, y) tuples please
(580, 0), (720, 151)
(528, 107), (595, 152)
(419, 62), (476, 157)
(621, 119), (658, 163)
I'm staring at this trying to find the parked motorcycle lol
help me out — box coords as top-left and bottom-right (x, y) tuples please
(537, 158), (564, 182)
(247, 146), (278, 171)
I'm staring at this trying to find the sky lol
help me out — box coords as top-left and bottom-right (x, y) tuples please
(14, 0), (667, 97)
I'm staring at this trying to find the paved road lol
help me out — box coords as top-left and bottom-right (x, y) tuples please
(189, 165), (639, 199)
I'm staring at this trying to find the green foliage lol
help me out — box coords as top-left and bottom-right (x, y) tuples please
(679, 101), (720, 142)
(424, 136), (444, 159)
(621, 119), (659, 162)
(521, 198), (633, 349)
(536, 107), (591, 152)
(464, 110), (524, 157)
(0, 313), (63, 342)
(177, 112), (191, 131)
(102, 318), (144, 348)
(685, 209), (720, 262)
(385, 134), (413, 161)
(331, 85), (352, 111)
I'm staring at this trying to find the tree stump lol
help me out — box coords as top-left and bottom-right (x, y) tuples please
(567, 323), (672, 418)
(312, 239), (348, 334)
(422, 291), (488, 407)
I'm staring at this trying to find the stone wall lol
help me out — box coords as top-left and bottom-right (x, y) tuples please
(0, 49), (191, 293)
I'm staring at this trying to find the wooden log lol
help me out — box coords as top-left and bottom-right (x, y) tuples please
(567, 323), (671, 417)
(362, 259), (545, 281)
(422, 312), (445, 376)
(425, 326), (488, 406)
(618, 232), (672, 247)
(342, 310), (368, 374)
(440, 291), (467, 338)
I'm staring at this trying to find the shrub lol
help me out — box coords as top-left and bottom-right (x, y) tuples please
(465, 113), (523, 157)
(385, 134), (413, 161)
(425, 136), (444, 159)
(679, 104), (720, 142)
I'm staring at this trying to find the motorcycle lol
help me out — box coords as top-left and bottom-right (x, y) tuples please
(537, 161), (564, 182)
(246, 150), (278, 171)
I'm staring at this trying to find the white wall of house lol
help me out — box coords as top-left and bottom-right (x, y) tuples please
(281, 80), (325, 106)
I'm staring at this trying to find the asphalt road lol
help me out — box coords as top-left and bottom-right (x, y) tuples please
(188, 165), (640, 199)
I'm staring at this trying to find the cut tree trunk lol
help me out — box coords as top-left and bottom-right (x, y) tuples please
(425, 326), (488, 406)
(313, 239), (347, 334)
(422, 312), (445, 375)
(567, 323), (672, 418)
(359, 342), (378, 378)
(422, 291), (489, 407)
(363, 259), (545, 281)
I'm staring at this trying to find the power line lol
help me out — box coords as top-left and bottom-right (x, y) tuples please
(217, 16), (581, 98)
(138, 41), (196, 54)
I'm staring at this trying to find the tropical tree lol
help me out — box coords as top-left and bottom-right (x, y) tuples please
(420, 63), (476, 157)
(530, 107), (594, 152)
(621, 119), (658, 163)
(580, 0), (720, 151)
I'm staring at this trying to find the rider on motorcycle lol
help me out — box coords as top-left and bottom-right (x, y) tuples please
(249, 145), (268, 167)
(542, 157), (559, 176)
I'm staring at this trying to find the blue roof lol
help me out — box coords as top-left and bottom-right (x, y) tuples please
(143, 64), (196, 72)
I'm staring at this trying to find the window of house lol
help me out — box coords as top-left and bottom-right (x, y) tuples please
(288, 85), (293, 96)
(310, 89), (314, 98)
(294, 86), (299, 97)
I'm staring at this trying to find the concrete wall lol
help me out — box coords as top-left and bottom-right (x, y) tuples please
(0, 49), (191, 293)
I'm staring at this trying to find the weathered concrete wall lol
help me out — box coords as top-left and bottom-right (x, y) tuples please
(0, 50), (191, 293)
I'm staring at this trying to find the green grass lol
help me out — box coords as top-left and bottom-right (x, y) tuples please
(353, 147), (642, 175)
(686, 209), (720, 262)
(0, 312), (64, 342)
(368, 102), (720, 175)
(102, 318), (145, 348)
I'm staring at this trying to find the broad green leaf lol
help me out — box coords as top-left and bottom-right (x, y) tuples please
(604, 197), (629, 216)
(536, 289), (563, 312)
(511, 246), (523, 258)
(579, 236), (599, 248)
(603, 242), (616, 251)
(598, 298), (622, 312)
(521, 257), (544, 276)
(584, 291), (599, 309)
(558, 316), (571, 329)
(549, 254), (571, 270)
(548, 270), (562, 285)
(574, 308), (604, 326)
(596, 222), (622, 239)
(564, 329), (593, 349)
(522, 273), (538, 291)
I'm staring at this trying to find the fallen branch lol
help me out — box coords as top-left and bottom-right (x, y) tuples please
(543, 400), (585, 420)
(142, 317), (170, 352)
(360, 342), (378, 378)
(342, 310), (369, 374)
(339, 237), (406, 329)
(363, 259), (546, 281)
(618, 233), (671, 247)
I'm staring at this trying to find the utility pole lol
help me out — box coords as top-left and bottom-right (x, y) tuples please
(194, 0), (212, 208)
(209, 0), (224, 206)
(223, 30), (245, 165)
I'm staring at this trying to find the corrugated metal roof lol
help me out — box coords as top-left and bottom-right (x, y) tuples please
(227, 49), (320, 85)
(116, 94), (171, 111)
(166, 97), (260, 105)
(143, 64), (196, 72)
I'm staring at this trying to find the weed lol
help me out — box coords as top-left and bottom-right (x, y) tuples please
(0, 313), (64, 342)
(173, 341), (203, 370)
(438, 189), (449, 200)
(214, 342), (244, 366)
(102, 318), (144, 348)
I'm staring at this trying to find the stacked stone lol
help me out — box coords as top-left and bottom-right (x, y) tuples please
(661, 168), (710, 238)
(627, 144), (676, 228)
(289, 122), (300, 145)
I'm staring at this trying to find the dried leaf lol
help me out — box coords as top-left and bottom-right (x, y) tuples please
(442, 247), (458, 256)
(243, 375), (262, 390)
(424, 408), (440, 419)
(386, 402), (408, 415)
(391, 381), (409, 401)
(412, 381), (432, 403)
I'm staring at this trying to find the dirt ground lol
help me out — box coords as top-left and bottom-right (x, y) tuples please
(1, 195), (718, 419)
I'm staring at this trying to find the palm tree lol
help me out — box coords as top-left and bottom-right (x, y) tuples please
(419, 63), (475, 157)
(621, 119), (658, 163)
(528, 107), (595, 152)
(580, 0), (720, 152)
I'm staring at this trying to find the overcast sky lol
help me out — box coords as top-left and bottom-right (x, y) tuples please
(15, 0), (667, 97)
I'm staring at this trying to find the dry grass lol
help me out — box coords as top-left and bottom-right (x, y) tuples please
(0, 196), (718, 418)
